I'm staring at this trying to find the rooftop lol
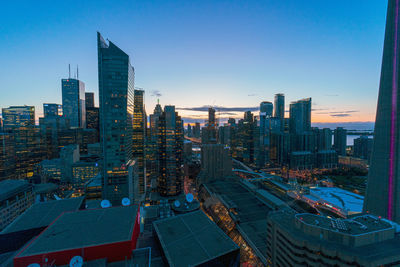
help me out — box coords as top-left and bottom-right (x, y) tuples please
(1, 197), (84, 234)
(153, 210), (239, 267)
(17, 205), (139, 258)
(0, 180), (32, 202)
(296, 213), (393, 236)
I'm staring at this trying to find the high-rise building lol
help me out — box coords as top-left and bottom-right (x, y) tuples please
(62, 78), (86, 128)
(289, 98), (311, 134)
(2, 106), (35, 130)
(334, 127), (347, 156)
(132, 89), (146, 196)
(157, 105), (184, 196)
(202, 107), (218, 144)
(273, 93), (285, 120)
(259, 101), (274, 167)
(364, 0), (400, 223)
(193, 122), (201, 138)
(98, 32), (136, 204)
(147, 102), (163, 192)
(353, 136), (373, 160)
(313, 127), (332, 151)
(0, 133), (15, 181)
(85, 92), (95, 108)
(43, 104), (62, 118)
(86, 107), (99, 141)
(200, 144), (232, 183)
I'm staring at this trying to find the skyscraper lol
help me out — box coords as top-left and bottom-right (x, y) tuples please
(364, 0), (400, 223)
(273, 93), (285, 120)
(85, 92), (95, 108)
(132, 89), (146, 196)
(289, 98), (311, 134)
(334, 127), (347, 156)
(157, 105), (184, 196)
(98, 32), (135, 204)
(43, 104), (62, 118)
(62, 78), (86, 128)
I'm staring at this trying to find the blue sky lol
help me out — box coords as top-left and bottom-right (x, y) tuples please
(0, 0), (388, 124)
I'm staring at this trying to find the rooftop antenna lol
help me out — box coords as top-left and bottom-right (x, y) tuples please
(77, 65), (79, 80)
(157, 98), (160, 105)
(68, 64), (71, 79)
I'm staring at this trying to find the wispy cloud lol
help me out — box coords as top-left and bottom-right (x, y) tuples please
(330, 114), (351, 117)
(151, 90), (162, 97)
(177, 105), (259, 112)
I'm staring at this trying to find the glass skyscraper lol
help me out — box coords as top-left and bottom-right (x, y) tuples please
(62, 78), (86, 128)
(98, 32), (135, 204)
(2, 106), (35, 130)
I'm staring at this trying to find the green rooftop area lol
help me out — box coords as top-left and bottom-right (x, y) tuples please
(153, 210), (239, 267)
(1, 197), (84, 234)
(18, 205), (138, 257)
(0, 179), (31, 202)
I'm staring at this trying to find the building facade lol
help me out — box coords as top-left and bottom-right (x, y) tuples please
(62, 78), (86, 128)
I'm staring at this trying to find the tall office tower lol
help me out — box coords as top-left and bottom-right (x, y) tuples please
(0, 133), (15, 181)
(240, 111), (258, 165)
(85, 92), (95, 108)
(86, 107), (99, 141)
(333, 127), (347, 156)
(354, 136), (373, 160)
(157, 105), (184, 196)
(43, 104), (62, 118)
(364, 0), (400, 223)
(313, 128), (333, 151)
(200, 144), (232, 183)
(202, 107), (218, 144)
(208, 107), (216, 127)
(259, 101), (274, 167)
(193, 122), (201, 138)
(98, 32), (136, 204)
(274, 93), (285, 119)
(132, 89), (146, 196)
(0, 118), (3, 131)
(289, 98), (311, 134)
(62, 78), (86, 128)
(187, 124), (192, 137)
(2, 106), (35, 130)
(147, 102), (163, 191)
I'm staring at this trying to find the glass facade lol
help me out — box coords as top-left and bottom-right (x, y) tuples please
(98, 32), (135, 204)
(2, 106), (35, 130)
(62, 78), (86, 128)
(133, 89), (146, 196)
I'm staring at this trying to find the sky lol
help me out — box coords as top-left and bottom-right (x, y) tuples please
(0, 0), (388, 126)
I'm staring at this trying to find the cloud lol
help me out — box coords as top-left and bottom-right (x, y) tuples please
(151, 90), (162, 97)
(177, 105), (259, 112)
(316, 110), (359, 115)
(330, 114), (351, 117)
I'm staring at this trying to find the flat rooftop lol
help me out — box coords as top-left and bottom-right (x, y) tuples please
(297, 213), (393, 236)
(153, 210), (239, 267)
(204, 180), (272, 264)
(17, 205), (138, 257)
(2, 197), (84, 234)
(0, 180), (32, 202)
(308, 187), (364, 213)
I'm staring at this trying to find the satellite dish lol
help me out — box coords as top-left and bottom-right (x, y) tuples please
(174, 200), (181, 207)
(69, 256), (83, 267)
(100, 199), (111, 208)
(28, 264), (40, 267)
(186, 193), (194, 203)
(122, 197), (131, 206)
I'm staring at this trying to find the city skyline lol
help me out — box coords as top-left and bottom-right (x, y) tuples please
(0, 0), (388, 124)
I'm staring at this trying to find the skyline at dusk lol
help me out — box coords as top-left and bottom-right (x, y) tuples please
(0, 0), (388, 125)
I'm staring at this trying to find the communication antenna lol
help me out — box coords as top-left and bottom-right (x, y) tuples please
(77, 65), (79, 80)
(174, 200), (181, 208)
(69, 255), (83, 267)
(186, 193), (194, 203)
(28, 264), (40, 267)
(100, 199), (111, 208)
(68, 64), (71, 79)
(122, 197), (131, 206)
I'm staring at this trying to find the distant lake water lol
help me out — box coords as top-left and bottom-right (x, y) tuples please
(346, 135), (373, 146)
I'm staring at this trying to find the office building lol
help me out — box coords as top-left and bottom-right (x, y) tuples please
(157, 105), (184, 196)
(0, 133), (15, 181)
(86, 106), (99, 141)
(0, 180), (34, 231)
(289, 98), (311, 134)
(202, 107), (218, 144)
(132, 89), (146, 196)
(193, 122), (201, 138)
(353, 136), (373, 160)
(364, 0), (400, 223)
(259, 101), (274, 167)
(62, 78), (86, 128)
(98, 32), (135, 204)
(334, 127), (347, 156)
(2, 106), (35, 130)
(267, 210), (400, 266)
(273, 93), (285, 120)
(43, 103), (62, 118)
(85, 92), (95, 108)
(200, 144), (232, 183)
